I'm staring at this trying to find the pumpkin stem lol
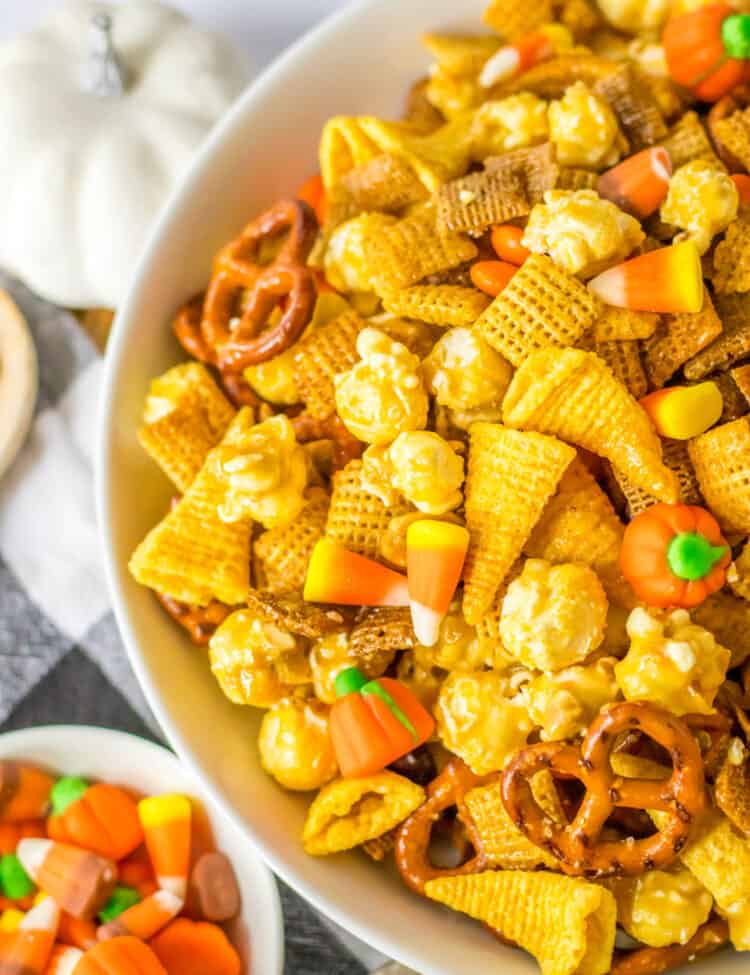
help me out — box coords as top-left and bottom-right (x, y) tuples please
(334, 667), (368, 698)
(666, 531), (727, 582)
(722, 13), (750, 60)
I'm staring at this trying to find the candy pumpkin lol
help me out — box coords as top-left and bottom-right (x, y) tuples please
(663, 3), (750, 102)
(329, 668), (435, 778)
(620, 503), (730, 608)
(75, 935), (167, 975)
(47, 778), (143, 861)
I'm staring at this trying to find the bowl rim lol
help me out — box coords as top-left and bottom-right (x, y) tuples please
(0, 724), (284, 975)
(95, 0), (437, 967)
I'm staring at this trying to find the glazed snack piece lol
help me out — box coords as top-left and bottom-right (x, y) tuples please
(123, 1), (750, 970)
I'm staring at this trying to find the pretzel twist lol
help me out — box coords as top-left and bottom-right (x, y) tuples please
(291, 411), (364, 471)
(200, 199), (318, 370)
(502, 701), (707, 878)
(395, 758), (493, 894)
(156, 593), (231, 646)
(610, 919), (728, 975)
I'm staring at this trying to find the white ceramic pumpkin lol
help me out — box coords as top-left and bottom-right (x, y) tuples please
(0, 289), (37, 480)
(0, 0), (248, 309)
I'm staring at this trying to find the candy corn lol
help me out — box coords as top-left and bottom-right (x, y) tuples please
(0, 897), (59, 974)
(479, 25), (572, 87)
(56, 914), (97, 952)
(470, 260), (517, 297)
(640, 383), (723, 440)
(597, 148), (672, 219)
(45, 944), (84, 975)
(0, 763), (54, 823)
(406, 521), (469, 646)
(490, 225), (531, 266)
(587, 241), (704, 314)
(16, 841), (116, 921)
(137, 796), (191, 901)
(73, 935), (167, 975)
(732, 173), (750, 206)
(97, 890), (182, 943)
(303, 539), (409, 607)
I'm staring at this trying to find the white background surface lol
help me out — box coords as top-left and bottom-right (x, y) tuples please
(0, 0), (349, 73)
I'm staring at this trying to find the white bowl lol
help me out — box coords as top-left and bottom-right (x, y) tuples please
(0, 726), (283, 975)
(96, 1), (743, 971)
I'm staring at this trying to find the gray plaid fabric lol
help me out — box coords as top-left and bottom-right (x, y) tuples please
(0, 268), (380, 975)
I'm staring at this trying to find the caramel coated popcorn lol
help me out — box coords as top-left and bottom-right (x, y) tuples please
(549, 82), (626, 169)
(661, 160), (739, 255)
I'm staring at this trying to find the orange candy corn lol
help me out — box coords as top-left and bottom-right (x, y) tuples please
(74, 936), (166, 975)
(479, 27), (563, 86)
(137, 797), (191, 901)
(0, 822), (46, 855)
(490, 225), (531, 265)
(45, 944), (84, 975)
(470, 260), (517, 297)
(0, 764), (54, 823)
(640, 383), (723, 440)
(303, 539), (410, 607)
(597, 148), (672, 219)
(587, 241), (704, 314)
(0, 897), (59, 974)
(57, 914), (97, 952)
(732, 173), (750, 205)
(297, 174), (326, 225)
(16, 841), (117, 921)
(96, 890), (182, 943)
(406, 521), (470, 646)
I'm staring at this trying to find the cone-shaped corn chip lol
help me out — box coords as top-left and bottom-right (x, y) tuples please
(381, 285), (489, 326)
(293, 310), (366, 420)
(688, 417), (750, 534)
(319, 117), (381, 190)
(369, 204), (477, 295)
(326, 460), (412, 560)
(714, 214), (750, 295)
(657, 112), (724, 170)
(254, 488), (330, 594)
(422, 32), (502, 76)
(424, 871), (616, 975)
(493, 54), (617, 98)
(692, 591), (750, 668)
(684, 293), (750, 380)
(594, 63), (667, 152)
(138, 363), (235, 493)
(525, 457), (634, 608)
(713, 107), (750, 174)
(129, 409), (256, 606)
(303, 773), (424, 855)
(340, 153), (428, 212)
(475, 254), (601, 367)
(643, 291), (723, 387)
(503, 348), (679, 502)
(612, 438), (702, 519)
(463, 424), (575, 624)
(464, 772), (565, 870)
(592, 307), (659, 343)
(650, 808), (750, 950)
(483, 0), (553, 38)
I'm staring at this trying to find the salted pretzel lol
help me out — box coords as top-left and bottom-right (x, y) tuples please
(707, 85), (750, 170)
(610, 918), (728, 975)
(292, 411), (364, 471)
(395, 758), (492, 894)
(172, 292), (259, 407)
(200, 199), (318, 371)
(502, 701), (707, 878)
(156, 593), (230, 646)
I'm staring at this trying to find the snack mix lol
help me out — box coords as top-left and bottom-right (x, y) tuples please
(129, 1), (750, 971)
(0, 762), (242, 974)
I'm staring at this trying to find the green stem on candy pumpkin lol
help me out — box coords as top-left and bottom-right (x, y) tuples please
(722, 13), (750, 59)
(666, 531), (727, 582)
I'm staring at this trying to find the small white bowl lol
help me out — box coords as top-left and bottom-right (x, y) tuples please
(0, 725), (283, 975)
(97, 0), (744, 971)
